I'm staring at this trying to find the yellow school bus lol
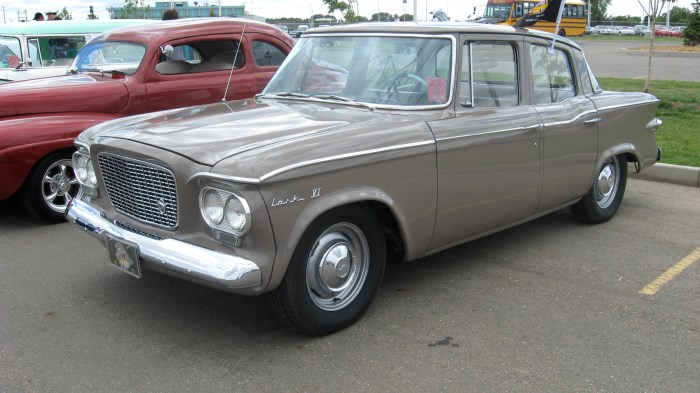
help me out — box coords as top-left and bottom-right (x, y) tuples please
(481, 0), (587, 37)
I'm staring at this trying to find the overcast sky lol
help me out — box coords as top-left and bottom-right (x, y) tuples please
(2, 0), (697, 24)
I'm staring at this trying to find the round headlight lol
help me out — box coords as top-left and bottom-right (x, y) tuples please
(225, 196), (248, 232)
(75, 155), (89, 183)
(86, 159), (97, 185)
(203, 189), (225, 225)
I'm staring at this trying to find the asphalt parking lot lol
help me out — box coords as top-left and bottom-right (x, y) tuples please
(1, 179), (699, 392)
(578, 40), (700, 82)
(1, 41), (699, 392)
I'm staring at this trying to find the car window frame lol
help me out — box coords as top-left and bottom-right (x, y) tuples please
(458, 36), (522, 109)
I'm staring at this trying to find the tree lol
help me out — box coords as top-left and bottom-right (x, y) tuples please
(370, 12), (393, 22)
(322, 0), (361, 23)
(591, 0), (612, 22)
(668, 6), (692, 23)
(58, 7), (73, 20)
(120, 0), (150, 19)
(684, 5), (700, 46)
(637, 0), (677, 93)
(87, 5), (99, 20)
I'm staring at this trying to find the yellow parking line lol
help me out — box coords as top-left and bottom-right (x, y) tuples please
(639, 247), (700, 296)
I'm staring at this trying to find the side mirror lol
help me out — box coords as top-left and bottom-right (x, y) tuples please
(161, 45), (174, 59)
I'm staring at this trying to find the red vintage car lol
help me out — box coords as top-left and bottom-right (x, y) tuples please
(0, 18), (294, 221)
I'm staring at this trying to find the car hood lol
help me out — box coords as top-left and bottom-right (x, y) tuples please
(0, 74), (129, 118)
(83, 98), (428, 167)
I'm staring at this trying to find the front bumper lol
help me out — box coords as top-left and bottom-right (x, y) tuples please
(66, 198), (262, 290)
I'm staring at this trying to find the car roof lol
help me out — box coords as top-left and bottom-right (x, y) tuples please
(93, 18), (291, 45)
(303, 22), (582, 50)
(0, 19), (155, 35)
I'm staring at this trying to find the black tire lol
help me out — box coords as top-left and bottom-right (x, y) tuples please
(558, 29), (567, 37)
(21, 150), (80, 222)
(270, 207), (386, 336)
(572, 155), (627, 224)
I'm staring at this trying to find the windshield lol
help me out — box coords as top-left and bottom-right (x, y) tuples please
(263, 35), (453, 108)
(0, 36), (21, 68)
(71, 41), (146, 75)
(483, 4), (512, 20)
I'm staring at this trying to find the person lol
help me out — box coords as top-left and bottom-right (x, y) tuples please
(46, 11), (58, 20)
(394, 14), (400, 22)
(162, 9), (179, 20)
(33, 12), (45, 21)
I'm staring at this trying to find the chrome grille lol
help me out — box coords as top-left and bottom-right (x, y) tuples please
(98, 154), (178, 229)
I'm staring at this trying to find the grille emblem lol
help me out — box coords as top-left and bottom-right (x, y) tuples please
(156, 198), (168, 214)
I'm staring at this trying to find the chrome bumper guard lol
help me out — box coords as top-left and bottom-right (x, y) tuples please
(66, 198), (262, 288)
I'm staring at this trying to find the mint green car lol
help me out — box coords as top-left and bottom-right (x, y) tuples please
(0, 19), (154, 83)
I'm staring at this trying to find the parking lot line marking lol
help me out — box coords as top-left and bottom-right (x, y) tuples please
(639, 247), (700, 296)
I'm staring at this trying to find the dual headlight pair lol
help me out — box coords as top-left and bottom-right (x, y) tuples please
(73, 151), (98, 196)
(199, 187), (251, 237)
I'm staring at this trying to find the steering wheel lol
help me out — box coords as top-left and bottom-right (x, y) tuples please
(386, 72), (427, 94)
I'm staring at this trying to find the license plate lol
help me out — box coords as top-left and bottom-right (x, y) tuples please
(107, 235), (141, 278)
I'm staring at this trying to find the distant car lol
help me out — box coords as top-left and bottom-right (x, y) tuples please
(617, 27), (635, 36)
(67, 22), (662, 335)
(669, 26), (685, 37)
(0, 19), (154, 83)
(291, 24), (309, 38)
(596, 25), (613, 35)
(634, 25), (651, 36)
(654, 26), (679, 37)
(0, 18), (294, 221)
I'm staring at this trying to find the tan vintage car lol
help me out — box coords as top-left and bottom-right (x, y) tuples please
(67, 22), (662, 335)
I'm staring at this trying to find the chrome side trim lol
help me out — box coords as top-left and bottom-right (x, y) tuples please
(594, 99), (659, 112)
(540, 109), (598, 128)
(436, 124), (541, 142)
(66, 199), (261, 288)
(259, 140), (435, 181)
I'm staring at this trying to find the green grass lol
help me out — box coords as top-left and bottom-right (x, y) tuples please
(597, 77), (700, 167)
(573, 35), (684, 43)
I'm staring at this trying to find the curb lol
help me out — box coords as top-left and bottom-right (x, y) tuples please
(629, 163), (700, 187)
(621, 47), (700, 58)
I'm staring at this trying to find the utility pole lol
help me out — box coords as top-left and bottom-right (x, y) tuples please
(587, 0), (591, 28)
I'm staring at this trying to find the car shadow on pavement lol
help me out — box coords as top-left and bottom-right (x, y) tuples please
(0, 196), (48, 229)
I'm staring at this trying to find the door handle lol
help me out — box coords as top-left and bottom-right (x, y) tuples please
(584, 117), (601, 125)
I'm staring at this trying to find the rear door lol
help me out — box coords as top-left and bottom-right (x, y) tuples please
(526, 40), (598, 212)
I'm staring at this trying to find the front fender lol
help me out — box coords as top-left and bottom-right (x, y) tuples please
(0, 113), (122, 200)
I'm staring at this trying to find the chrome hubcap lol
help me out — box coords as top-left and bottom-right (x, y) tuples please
(42, 159), (79, 213)
(306, 223), (369, 311)
(595, 157), (619, 209)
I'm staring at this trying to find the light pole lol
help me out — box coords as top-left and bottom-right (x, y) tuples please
(587, 0), (591, 28)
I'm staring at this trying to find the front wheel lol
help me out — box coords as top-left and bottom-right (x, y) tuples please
(572, 155), (627, 224)
(270, 207), (386, 335)
(21, 150), (80, 222)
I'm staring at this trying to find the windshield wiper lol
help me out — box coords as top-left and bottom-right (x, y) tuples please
(313, 94), (375, 111)
(256, 92), (310, 99)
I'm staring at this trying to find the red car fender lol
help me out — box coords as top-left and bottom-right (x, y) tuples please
(0, 113), (122, 200)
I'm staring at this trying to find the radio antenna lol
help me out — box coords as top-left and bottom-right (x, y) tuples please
(222, 1), (253, 102)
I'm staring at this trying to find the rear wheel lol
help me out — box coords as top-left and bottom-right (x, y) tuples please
(21, 151), (80, 222)
(271, 207), (386, 336)
(572, 155), (627, 224)
(558, 29), (567, 37)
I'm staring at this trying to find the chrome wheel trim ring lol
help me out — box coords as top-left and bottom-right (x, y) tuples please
(594, 157), (620, 209)
(42, 158), (80, 213)
(306, 222), (370, 312)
